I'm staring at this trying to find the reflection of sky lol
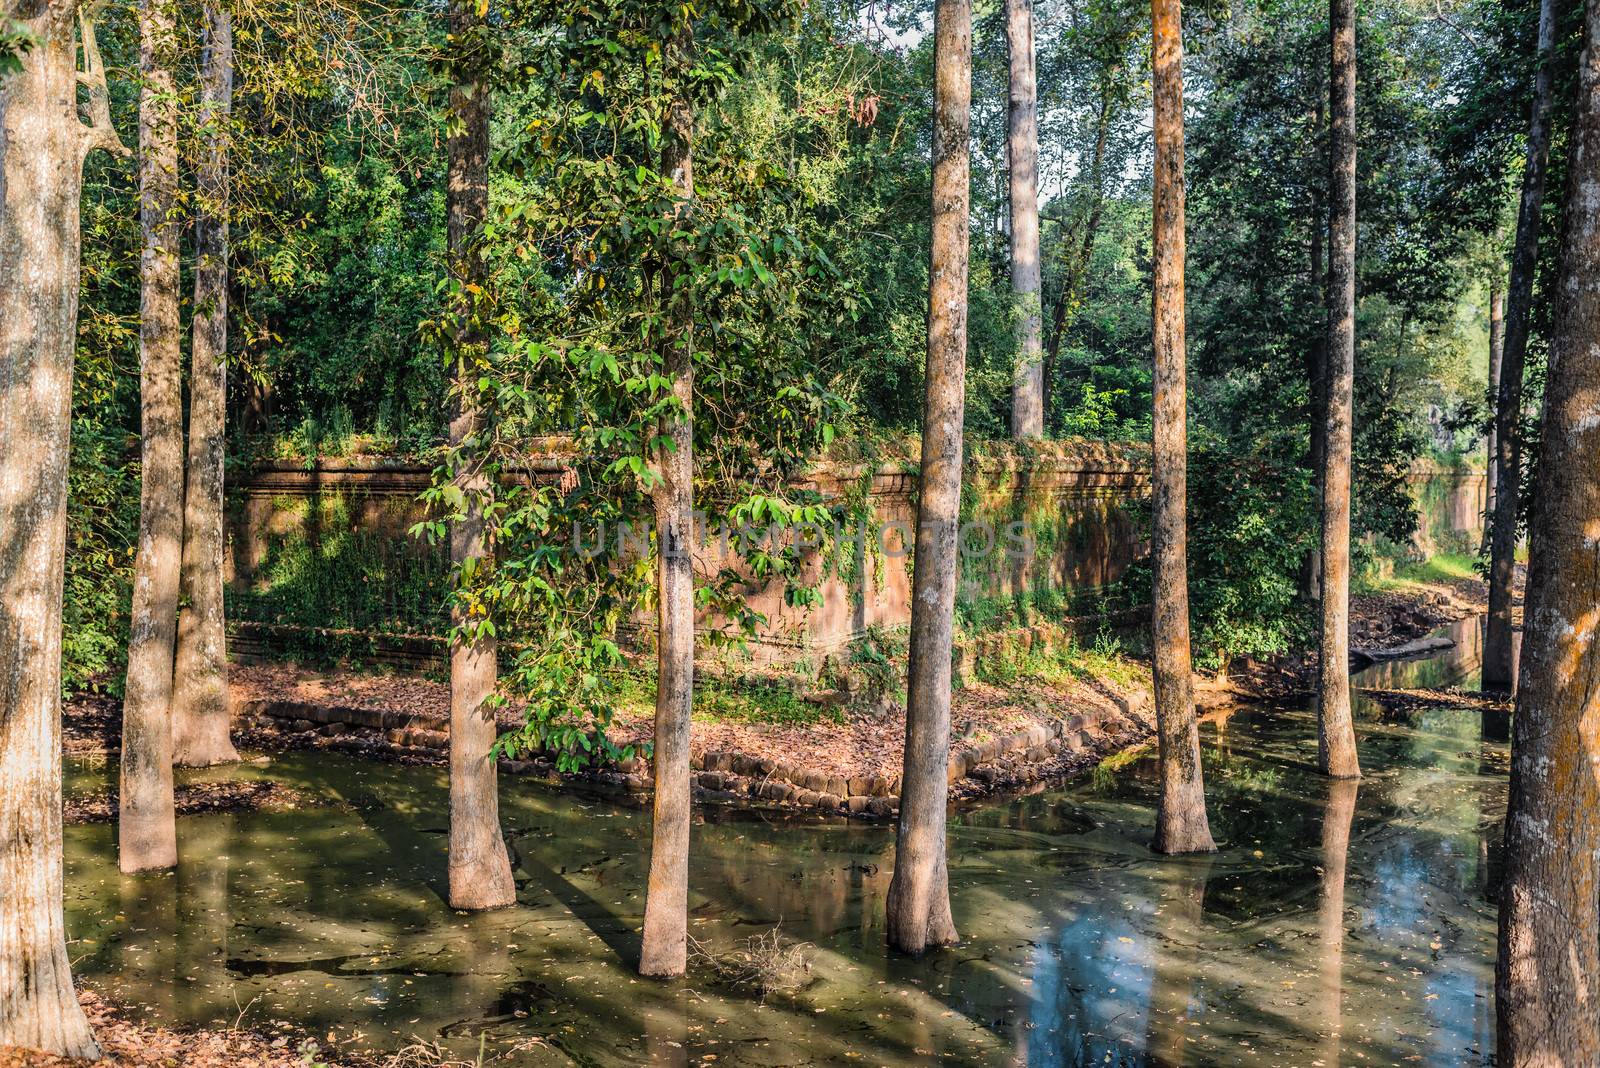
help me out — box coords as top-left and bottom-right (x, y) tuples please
(64, 641), (1512, 1067)
(1030, 888), (1154, 1067)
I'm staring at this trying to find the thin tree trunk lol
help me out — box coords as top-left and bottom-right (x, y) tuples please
(1495, 1), (1600, 1056)
(1148, 0), (1215, 856)
(172, 0), (239, 768)
(639, 43), (696, 978)
(0, 6), (120, 1057)
(1485, 0), (1559, 691)
(445, 0), (515, 913)
(1006, 0), (1043, 438)
(1316, 0), (1361, 781)
(885, 0), (969, 956)
(120, 0), (183, 872)
(1485, 283), (1504, 536)
(1303, 95), (1328, 602)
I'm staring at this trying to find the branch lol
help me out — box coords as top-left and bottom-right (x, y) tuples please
(76, 6), (127, 158)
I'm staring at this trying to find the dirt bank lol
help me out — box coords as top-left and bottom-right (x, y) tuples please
(62, 564), (1505, 821)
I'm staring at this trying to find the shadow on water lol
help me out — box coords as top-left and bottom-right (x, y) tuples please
(65, 623), (1505, 1066)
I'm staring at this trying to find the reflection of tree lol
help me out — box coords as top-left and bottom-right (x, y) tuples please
(1142, 857), (1212, 1067)
(642, 988), (688, 1065)
(1316, 779), (1358, 1066)
(176, 814), (234, 1022)
(120, 847), (179, 1019)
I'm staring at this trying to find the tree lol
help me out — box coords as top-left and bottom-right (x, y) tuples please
(1315, 0), (1361, 781)
(885, 0), (969, 956)
(1485, 0), (1559, 692)
(120, 0), (182, 872)
(0, 1), (122, 1056)
(1304, 94), (1326, 600)
(1484, 280), (1503, 531)
(1495, 0), (1600, 1052)
(1148, 0), (1214, 855)
(638, 17), (698, 979)
(1006, 0), (1042, 438)
(172, 0), (240, 768)
(444, 0), (516, 913)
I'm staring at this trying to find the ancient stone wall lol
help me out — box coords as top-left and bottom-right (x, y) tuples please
(223, 448), (1482, 668)
(224, 443), (1149, 665)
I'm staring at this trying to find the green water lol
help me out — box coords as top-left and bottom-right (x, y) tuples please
(64, 635), (1503, 1066)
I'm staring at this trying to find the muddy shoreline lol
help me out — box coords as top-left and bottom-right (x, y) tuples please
(62, 573), (1500, 824)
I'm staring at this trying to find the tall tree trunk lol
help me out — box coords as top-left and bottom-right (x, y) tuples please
(1148, 0), (1215, 855)
(639, 40), (696, 978)
(1303, 96), (1328, 601)
(1485, 282), (1504, 536)
(1485, 0), (1559, 691)
(445, 0), (515, 913)
(172, 0), (239, 768)
(886, 0), (969, 956)
(120, 0), (183, 872)
(1006, 0), (1042, 439)
(1316, 0), (1361, 781)
(0, 6), (120, 1057)
(1495, 2), (1600, 1056)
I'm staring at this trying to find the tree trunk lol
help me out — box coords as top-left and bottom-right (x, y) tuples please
(1495, 2), (1600, 1056)
(1303, 95), (1328, 602)
(639, 52), (696, 979)
(1006, 0), (1042, 439)
(120, 0), (183, 872)
(1149, 0), (1215, 855)
(1485, 282), (1504, 537)
(1485, 0), (1559, 692)
(885, 0), (969, 956)
(0, 6), (120, 1057)
(445, 0), (515, 913)
(1316, 0), (1361, 781)
(172, 0), (239, 768)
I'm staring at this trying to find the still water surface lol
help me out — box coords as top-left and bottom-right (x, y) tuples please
(65, 621), (1504, 1065)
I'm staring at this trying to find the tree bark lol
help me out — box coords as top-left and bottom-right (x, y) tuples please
(1316, 0), (1361, 781)
(886, 0), (969, 956)
(1485, 282), (1504, 535)
(445, 0), (515, 913)
(0, 5), (120, 1057)
(1303, 95), (1328, 602)
(1149, 0), (1215, 855)
(639, 46), (696, 979)
(120, 0), (183, 872)
(1495, 1), (1600, 1057)
(1006, 0), (1043, 439)
(1485, 0), (1559, 692)
(172, 0), (239, 768)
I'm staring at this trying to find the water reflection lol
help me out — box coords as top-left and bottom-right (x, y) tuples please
(1316, 779), (1357, 1068)
(65, 656), (1507, 1066)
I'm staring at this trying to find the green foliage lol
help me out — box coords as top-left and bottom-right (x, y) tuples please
(1, 17), (33, 77)
(231, 496), (448, 634)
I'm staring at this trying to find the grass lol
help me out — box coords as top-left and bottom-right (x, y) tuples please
(612, 669), (845, 727)
(1358, 551), (1480, 595)
(974, 634), (1143, 691)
